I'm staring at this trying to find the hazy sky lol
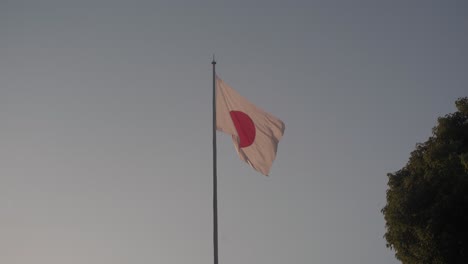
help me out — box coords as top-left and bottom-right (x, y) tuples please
(1, 1), (467, 263)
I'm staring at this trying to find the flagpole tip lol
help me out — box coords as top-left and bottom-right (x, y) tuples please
(212, 54), (216, 65)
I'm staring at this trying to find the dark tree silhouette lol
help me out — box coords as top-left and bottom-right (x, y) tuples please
(382, 97), (468, 264)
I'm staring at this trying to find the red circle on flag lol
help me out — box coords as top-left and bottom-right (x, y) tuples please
(229, 110), (256, 148)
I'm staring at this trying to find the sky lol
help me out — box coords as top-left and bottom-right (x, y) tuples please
(1, 1), (467, 263)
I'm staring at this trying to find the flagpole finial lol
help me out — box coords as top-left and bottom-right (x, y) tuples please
(212, 54), (216, 65)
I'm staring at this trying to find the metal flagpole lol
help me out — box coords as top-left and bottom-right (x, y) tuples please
(212, 56), (219, 264)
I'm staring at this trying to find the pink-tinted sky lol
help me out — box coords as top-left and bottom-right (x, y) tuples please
(1, 1), (467, 263)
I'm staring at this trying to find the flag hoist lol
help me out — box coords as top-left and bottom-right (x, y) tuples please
(211, 58), (285, 264)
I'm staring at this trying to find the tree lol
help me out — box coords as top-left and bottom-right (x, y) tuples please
(382, 97), (468, 264)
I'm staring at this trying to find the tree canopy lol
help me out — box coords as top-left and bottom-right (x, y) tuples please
(382, 97), (468, 264)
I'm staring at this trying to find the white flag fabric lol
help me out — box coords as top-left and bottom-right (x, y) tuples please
(216, 75), (285, 176)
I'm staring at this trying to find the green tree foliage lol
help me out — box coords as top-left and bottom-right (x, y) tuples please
(382, 97), (468, 264)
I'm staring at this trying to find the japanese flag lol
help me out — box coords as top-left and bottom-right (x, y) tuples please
(216, 75), (285, 176)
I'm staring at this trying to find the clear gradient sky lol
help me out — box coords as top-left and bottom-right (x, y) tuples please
(1, 1), (467, 263)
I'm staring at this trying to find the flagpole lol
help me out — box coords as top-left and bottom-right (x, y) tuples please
(212, 57), (219, 264)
